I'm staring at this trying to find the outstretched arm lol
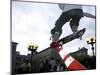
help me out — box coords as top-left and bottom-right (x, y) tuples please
(83, 12), (96, 19)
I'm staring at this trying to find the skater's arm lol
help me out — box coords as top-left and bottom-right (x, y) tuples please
(83, 12), (96, 19)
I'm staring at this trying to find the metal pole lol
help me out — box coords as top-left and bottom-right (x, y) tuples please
(87, 38), (95, 56)
(31, 51), (33, 72)
(92, 47), (94, 56)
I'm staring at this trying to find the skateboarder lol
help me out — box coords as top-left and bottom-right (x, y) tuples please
(50, 4), (96, 41)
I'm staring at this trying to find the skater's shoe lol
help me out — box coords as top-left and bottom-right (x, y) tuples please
(50, 32), (60, 42)
(73, 28), (86, 39)
(79, 36), (82, 40)
(51, 28), (62, 37)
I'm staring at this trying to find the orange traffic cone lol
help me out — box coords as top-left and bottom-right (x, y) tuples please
(50, 42), (87, 71)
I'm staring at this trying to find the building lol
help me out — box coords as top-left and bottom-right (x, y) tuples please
(11, 42), (18, 74)
(15, 51), (27, 73)
(12, 41), (27, 74)
(31, 47), (88, 72)
(69, 47), (88, 57)
(31, 47), (65, 72)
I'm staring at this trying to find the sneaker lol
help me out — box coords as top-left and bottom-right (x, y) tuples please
(51, 32), (60, 42)
(79, 36), (82, 40)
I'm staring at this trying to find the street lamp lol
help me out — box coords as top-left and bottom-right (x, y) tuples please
(86, 37), (96, 56)
(27, 43), (38, 72)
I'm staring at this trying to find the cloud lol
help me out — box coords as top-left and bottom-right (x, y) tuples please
(12, 1), (96, 55)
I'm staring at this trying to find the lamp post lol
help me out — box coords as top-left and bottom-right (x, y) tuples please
(27, 43), (38, 72)
(86, 37), (96, 56)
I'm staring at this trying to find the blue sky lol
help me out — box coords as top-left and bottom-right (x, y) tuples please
(12, 1), (96, 55)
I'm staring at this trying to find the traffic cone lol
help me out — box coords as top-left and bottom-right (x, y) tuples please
(50, 42), (87, 71)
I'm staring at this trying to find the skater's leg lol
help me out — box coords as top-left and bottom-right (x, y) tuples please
(70, 16), (83, 40)
(70, 16), (81, 33)
(51, 12), (70, 37)
(55, 12), (70, 29)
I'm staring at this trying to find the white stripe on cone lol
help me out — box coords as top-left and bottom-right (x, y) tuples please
(64, 56), (74, 67)
(59, 49), (67, 59)
(59, 49), (75, 68)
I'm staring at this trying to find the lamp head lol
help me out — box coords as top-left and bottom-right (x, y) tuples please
(87, 41), (89, 44)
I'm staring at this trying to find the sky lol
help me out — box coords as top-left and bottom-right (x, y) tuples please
(12, 1), (96, 55)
